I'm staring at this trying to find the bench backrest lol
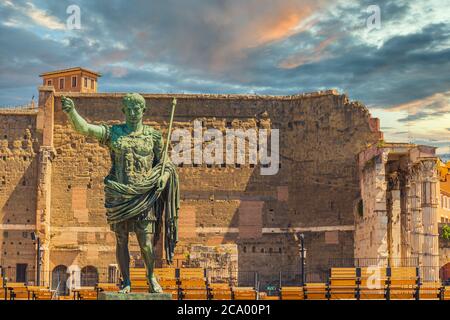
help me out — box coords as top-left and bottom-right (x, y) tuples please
(305, 283), (327, 289)
(281, 287), (303, 292)
(7, 282), (27, 288)
(330, 268), (357, 278)
(359, 267), (387, 288)
(154, 268), (176, 280)
(360, 267), (387, 279)
(130, 268), (147, 279)
(232, 286), (255, 291)
(179, 268), (205, 280)
(389, 267), (417, 280)
(209, 283), (231, 290)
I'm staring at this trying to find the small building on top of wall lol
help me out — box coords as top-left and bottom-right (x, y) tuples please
(357, 142), (440, 281)
(39, 67), (101, 93)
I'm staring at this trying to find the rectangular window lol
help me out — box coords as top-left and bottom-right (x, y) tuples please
(91, 79), (94, 89)
(71, 76), (77, 88)
(84, 77), (87, 87)
(47, 79), (52, 86)
(16, 263), (28, 283)
(108, 265), (118, 283)
(59, 78), (64, 90)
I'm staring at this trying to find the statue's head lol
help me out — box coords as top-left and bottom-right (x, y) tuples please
(122, 93), (146, 125)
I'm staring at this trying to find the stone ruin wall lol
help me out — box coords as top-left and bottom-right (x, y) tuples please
(357, 144), (441, 281)
(1, 88), (382, 286)
(355, 149), (389, 261)
(0, 110), (40, 280)
(48, 90), (381, 285)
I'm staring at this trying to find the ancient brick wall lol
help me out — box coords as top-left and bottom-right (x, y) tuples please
(0, 110), (40, 281)
(46, 90), (381, 285)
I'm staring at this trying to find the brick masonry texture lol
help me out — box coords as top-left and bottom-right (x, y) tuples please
(0, 89), (382, 286)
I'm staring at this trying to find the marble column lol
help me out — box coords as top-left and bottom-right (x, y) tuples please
(401, 169), (412, 262)
(419, 159), (440, 282)
(387, 172), (402, 264)
(373, 151), (389, 264)
(409, 164), (423, 268)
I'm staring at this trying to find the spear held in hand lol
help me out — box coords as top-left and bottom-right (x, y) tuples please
(160, 97), (177, 177)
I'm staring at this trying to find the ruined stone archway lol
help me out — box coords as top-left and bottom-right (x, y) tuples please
(51, 265), (68, 296)
(440, 262), (450, 283)
(80, 265), (99, 286)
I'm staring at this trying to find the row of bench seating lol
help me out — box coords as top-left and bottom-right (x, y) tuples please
(59, 268), (256, 300)
(0, 281), (54, 300)
(128, 268), (257, 300)
(280, 267), (450, 300)
(2, 267), (449, 300)
(0, 268), (257, 300)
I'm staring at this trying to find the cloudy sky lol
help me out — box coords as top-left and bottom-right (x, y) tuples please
(0, 0), (449, 154)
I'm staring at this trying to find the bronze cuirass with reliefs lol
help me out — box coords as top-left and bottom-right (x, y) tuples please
(109, 125), (155, 185)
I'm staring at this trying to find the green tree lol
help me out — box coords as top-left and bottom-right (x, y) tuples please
(442, 224), (450, 241)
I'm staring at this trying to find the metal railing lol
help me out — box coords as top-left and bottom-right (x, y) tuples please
(328, 257), (420, 268)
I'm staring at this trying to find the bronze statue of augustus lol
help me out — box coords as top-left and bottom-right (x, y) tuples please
(61, 93), (179, 293)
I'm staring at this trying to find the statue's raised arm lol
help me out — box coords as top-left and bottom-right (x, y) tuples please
(61, 96), (104, 141)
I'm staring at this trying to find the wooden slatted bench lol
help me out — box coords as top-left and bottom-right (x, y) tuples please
(304, 283), (328, 300)
(209, 283), (232, 300)
(444, 286), (450, 300)
(359, 267), (388, 300)
(179, 268), (208, 300)
(75, 287), (97, 300)
(259, 292), (279, 300)
(232, 287), (257, 300)
(95, 282), (119, 294)
(27, 286), (53, 300)
(329, 268), (358, 300)
(130, 268), (149, 292)
(154, 268), (178, 299)
(418, 282), (442, 300)
(7, 282), (29, 300)
(34, 290), (53, 300)
(0, 277), (6, 300)
(280, 287), (304, 300)
(388, 267), (418, 300)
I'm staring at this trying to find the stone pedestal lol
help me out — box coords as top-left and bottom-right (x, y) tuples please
(98, 292), (172, 300)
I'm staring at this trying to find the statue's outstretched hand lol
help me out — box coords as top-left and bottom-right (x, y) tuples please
(61, 96), (75, 113)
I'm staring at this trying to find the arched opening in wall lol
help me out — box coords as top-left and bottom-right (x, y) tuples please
(81, 266), (99, 286)
(440, 262), (450, 283)
(51, 265), (68, 296)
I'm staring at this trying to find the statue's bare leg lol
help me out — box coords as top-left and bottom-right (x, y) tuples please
(115, 230), (131, 293)
(136, 226), (163, 293)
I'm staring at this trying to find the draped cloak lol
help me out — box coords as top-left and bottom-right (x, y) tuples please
(100, 124), (180, 264)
